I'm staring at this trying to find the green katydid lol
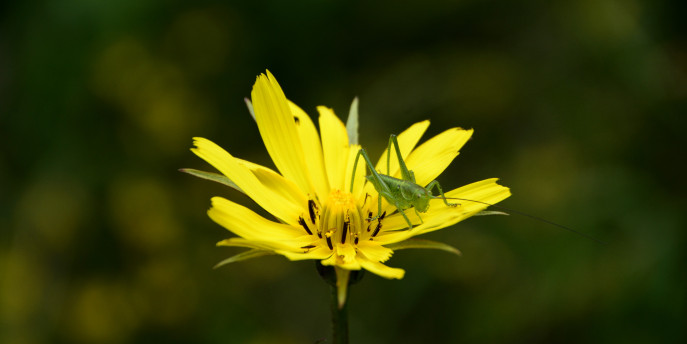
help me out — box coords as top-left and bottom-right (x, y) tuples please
(350, 134), (458, 229)
(349, 134), (606, 244)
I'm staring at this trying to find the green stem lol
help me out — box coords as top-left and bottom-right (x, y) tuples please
(316, 262), (363, 344)
(330, 282), (349, 344)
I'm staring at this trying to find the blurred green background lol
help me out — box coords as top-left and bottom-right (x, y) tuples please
(1, 0), (685, 343)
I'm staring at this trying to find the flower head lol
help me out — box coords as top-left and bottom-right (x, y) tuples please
(188, 71), (510, 294)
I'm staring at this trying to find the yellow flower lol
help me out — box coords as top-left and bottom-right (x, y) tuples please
(188, 71), (510, 305)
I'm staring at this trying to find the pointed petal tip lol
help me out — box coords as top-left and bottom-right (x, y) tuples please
(414, 119), (430, 129)
(191, 136), (208, 144)
(254, 69), (279, 88)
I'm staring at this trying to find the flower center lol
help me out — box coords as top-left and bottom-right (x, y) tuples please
(320, 189), (363, 251)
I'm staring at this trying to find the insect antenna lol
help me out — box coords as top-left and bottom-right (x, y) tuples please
(435, 196), (606, 245)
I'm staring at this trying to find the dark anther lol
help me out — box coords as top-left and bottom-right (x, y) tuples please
(298, 217), (313, 235)
(354, 234), (359, 244)
(308, 200), (317, 224)
(379, 211), (387, 220)
(326, 236), (333, 250)
(341, 220), (349, 244)
(301, 244), (316, 252)
(372, 222), (382, 237)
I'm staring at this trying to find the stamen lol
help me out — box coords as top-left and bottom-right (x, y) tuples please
(308, 200), (317, 224)
(301, 244), (316, 252)
(372, 222), (382, 237)
(326, 236), (334, 250)
(341, 219), (349, 244)
(379, 211), (387, 220)
(297, 216), (313, 235)
(318, 190), (363, 256)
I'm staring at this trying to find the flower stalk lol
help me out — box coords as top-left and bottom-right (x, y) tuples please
(317, 263), (364, 343)
(330, 277), (349, 344)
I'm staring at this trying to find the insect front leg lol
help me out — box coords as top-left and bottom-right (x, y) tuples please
(371, 190), (382, 221)
(425, 180), (458, 207)
(351, 148), (393, 222)
(395, 207), (414, 229)
(413, 208), (424, 225)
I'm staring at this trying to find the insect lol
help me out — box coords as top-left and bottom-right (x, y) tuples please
(350, 134), (458, 229)
(350, 134), (605, 244)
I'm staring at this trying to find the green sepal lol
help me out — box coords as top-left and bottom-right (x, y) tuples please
(385, 238), (461, 256)
(179, 168), (244, 194)
(213, 249), (274, 269)
(244, 97), (256, 121)
(315, 261), (365, 288)
(474, 210), (509, 216)
(346, 97), (359, 145)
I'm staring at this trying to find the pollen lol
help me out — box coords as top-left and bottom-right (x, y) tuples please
(319, 190), (363, 253)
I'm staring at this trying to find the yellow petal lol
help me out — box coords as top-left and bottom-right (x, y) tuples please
(357, 241), (394, 263)
(279, 246), (333, 261)
(356, 252), (405, 279)
(237, 158), (309, 210)
(336, 244), (358, 264)
(321, 254), (362, 270)
(318, 106), (350, 190)
(217, 237), (297, 252)
(218, 237), (332, 261)
(443, 177), (512, 211)
(404, 128), (473, 187)
(251, 71), (314, 195)
(192, 137), (303, 224)
(289, 101), (330, 200)
(208, 196), (307, 242)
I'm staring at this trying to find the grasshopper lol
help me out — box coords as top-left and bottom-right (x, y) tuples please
(349, 134), (606, 243)
(351, 134), (457, 229)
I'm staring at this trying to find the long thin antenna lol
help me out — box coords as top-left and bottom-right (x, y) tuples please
(438, 197), (606, 245)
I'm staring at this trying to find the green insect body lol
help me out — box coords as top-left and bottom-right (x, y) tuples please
(351, 134), (457, 229)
